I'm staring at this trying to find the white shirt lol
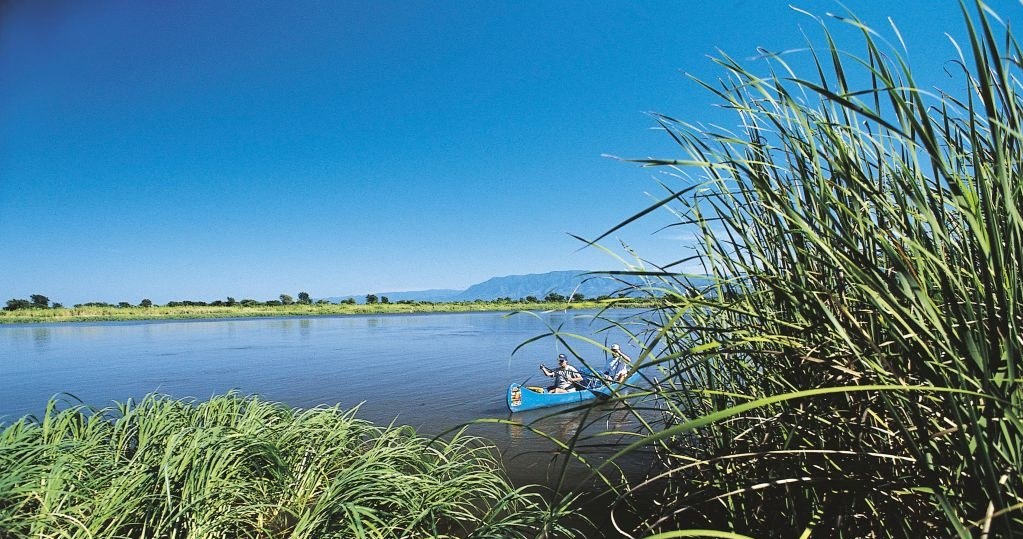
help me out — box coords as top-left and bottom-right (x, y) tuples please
(605, 352), (630, 380)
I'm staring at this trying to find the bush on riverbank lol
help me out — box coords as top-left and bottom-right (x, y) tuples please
(578, 3), (1023, 537)
(0, 393), (579, 538)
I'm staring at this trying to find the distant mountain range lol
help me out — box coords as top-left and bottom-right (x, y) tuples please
(325, 270), (654, 303)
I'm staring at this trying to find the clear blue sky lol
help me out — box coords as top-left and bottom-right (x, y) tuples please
(0, 1), (994, 305)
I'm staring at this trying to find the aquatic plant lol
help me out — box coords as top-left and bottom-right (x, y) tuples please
(0, 392), (577, 538)
(577, 2), (1023, 537)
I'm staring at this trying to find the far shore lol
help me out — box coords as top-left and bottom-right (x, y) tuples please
(0, 299), (650, 324)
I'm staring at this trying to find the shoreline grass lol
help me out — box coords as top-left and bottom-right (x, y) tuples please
(0, 299), (651, 325)
(0, 392), (584, 538)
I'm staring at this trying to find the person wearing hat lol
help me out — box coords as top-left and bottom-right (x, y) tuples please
(540, 354), (583, 393)
(603, 343), (631, 383)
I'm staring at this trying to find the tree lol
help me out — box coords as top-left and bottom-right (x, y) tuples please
(544, 292), (566, 302)
(140, 299), (153, 308)
(226, 297), (237, 306)
(280, 294), (294, 305)
(297, 292), (311, 305)
(524, 295), (538, 303)
(572, 293), (585, 302)
(52, 303), (63, 309)
(118, 302), (131, 308)
(4, 298), (31, 311)
(365, 294), (378, 304)
(30, 294), (49, 308)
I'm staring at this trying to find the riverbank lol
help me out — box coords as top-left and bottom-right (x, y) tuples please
(0, 299), (647, 324)
(0, 392), (578, 538)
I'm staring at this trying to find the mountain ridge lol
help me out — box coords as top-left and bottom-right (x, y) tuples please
(325, 270), (648, 303)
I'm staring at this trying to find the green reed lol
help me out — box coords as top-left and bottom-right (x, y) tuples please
(565, 2), (1023, 537)
(0, 392), (578, 538)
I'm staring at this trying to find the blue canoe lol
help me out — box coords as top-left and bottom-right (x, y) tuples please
(506, 371), (642, 413)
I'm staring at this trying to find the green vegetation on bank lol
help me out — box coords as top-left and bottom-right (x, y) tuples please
(0, 392), (581, 538)
(548, 3), (1023, 537)
(0, 298), (649, 324)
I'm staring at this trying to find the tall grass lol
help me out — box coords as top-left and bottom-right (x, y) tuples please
(571, 2), (1023, 537)
(0, 392), (579, 538)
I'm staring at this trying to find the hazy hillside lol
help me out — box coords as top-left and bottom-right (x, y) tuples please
(327, 270), (649, 303)
(324, 289), (461, 304)
(450, 271), (641, 301)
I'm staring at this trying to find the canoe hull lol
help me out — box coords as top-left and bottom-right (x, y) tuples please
(506, 373), (641, 413)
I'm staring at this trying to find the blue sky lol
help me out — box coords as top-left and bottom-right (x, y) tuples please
(0, 1), (997, 305)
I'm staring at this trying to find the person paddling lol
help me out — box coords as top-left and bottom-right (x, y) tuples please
(540, 354), (583, 393)
(603, 343), (631, 383)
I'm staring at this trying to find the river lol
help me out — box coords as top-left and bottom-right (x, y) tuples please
(0, 309), (657, 495)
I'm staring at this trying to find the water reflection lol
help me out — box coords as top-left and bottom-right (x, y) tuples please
(32, 328), (51, 348)
(605, 406), (633, 432)
(499, 402), (653, 495)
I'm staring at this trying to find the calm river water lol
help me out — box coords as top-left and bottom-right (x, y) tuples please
(0, 309), (653, 491)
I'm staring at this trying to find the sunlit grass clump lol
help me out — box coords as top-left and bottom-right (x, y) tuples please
(583, 2), (1023, 537)
(0, 393), (572, 538)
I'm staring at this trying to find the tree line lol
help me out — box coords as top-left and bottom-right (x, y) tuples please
(4, 291), (598, 311)
(3, 295), (61, 310)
